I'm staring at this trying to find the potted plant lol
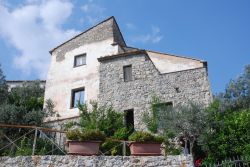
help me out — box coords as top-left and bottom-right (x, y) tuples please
(66, 129), (106, 155)
(128, 131), (164, 156)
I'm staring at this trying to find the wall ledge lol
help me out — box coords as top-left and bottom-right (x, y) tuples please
(0, 155), (194, 167)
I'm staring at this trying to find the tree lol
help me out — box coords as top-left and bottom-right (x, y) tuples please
(199, 101), (250, 163)
(199, 65), (250, 164)
(0, 63), (8, 105)
(170, 102), (207, 156)
(143, 95), (207, 157)
(218, 65), (250, 111)
(0, 81), (57, 156)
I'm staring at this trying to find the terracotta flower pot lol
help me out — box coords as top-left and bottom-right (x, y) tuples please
(67, 140), (102, 155)
(129, 142), (162, 156)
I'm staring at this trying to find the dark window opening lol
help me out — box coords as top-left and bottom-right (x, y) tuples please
(175, 87), (180, 93)
(153, 102), (173, 129)
(74, 54), (86, 67)
(71, 87), (85, 108)
(123, 65), (132, 82)
(124, 109), (134, 131)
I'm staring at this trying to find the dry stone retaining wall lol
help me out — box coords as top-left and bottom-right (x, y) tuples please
(0, 155), (194, 167)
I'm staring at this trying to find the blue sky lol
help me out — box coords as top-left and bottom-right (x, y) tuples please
(0, 0), (250, 94)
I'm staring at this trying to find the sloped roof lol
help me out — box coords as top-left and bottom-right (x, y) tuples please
(146, 50), (205, 73)
(98, 48), (206, 74)
(49, 16), (126, 54)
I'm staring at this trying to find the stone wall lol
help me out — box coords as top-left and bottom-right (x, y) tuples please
(0, 155), (194, 167)
(98, 53), (212, 130)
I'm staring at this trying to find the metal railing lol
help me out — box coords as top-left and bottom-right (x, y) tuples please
(203, 156), (250, 167)
(0, 124), (66, 156)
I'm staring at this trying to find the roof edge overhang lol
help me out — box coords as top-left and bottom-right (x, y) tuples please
(49, 16), (126, 55)
(97, 50), (146, 62)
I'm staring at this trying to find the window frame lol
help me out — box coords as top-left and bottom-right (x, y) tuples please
(73, 54), (86, 67)
(71, 87), (85, 108)
(123, 65), (132, 82)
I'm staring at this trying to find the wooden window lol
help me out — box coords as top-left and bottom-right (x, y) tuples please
(71, 87), (85, 108)
(123, 65), (132, 82)
(74, 54), (86, 67)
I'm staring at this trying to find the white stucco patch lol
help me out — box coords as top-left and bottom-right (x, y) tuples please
(147, 51), (204, 73)
(44, 38), (119, 120)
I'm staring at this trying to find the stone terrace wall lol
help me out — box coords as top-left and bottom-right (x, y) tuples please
(0, 155), (194, 167)
(98, 54), (212, 130)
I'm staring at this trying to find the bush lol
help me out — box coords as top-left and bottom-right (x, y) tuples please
(66, 129), (81, 141)
(78, 101), (124, 137)
(128, 131), (164, 143)
(66, 129), (106, 141)
(80, 130), (106, 141)
(113, 127), (131, 140)
(100, 139), (124, 156)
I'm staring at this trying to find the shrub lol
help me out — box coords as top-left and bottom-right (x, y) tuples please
(113, 127), (131, 140)
(100, 139), (124, 156)
(66, 129), (106, 141)
(78, 101), (124, 137)
(79, 130), (106, 141)
(66, 129), (81, 141)
(128, 131), (164, 143)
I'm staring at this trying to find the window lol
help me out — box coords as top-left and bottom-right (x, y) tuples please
(71, 87), (85, 108)
(74, 54), (86, 67)
(124, 109), (134, 131)
(123, 65), (132, 82)
(153, 102), (173, 128)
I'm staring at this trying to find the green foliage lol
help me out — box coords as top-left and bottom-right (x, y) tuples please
(0, 80), (59, 156)
(7, 81), (44, 111)
(113, 127), (131, 140)
(78, 101), (124, 137)
(142, 95), (161, 133)
(66, 129), (106, 141)
(128, 131), (164, 143)
(79, 130), (106, 141)
(199, 65), (250, 163)
(164, 142), (182, 155)
(100, 127), (131, 156)
(217, 64), (250, 111)
(143, 95), (206, 156)
(100, 139), (125, 156)
(70, 102), (128, 155)
(63, 121), (77, 131)
(66, 129), (81, 140)
(0, 64), (8, 105)
(200, 106), (250, 161)
(2, 136), (63, 156)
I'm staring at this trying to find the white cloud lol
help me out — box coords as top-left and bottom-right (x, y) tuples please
(80, 0), (106, 25)
(126, 23), (136, 30)
(0, 0), (80, 78)
(131, 25), (163, 44)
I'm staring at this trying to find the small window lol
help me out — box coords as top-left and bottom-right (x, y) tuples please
(123, 65), (132, 82)
(74, 54), (86, 67)
(124, 109), (134, 131)
(71, 87), (85, 108)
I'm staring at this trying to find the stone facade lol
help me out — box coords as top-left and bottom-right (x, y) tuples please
(98, 52), (212, 130)
(0, 155), (194, 167)
(44, 16), (212, 127)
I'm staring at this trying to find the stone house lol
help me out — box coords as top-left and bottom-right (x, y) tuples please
(44, 16), (212, 129)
